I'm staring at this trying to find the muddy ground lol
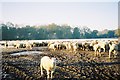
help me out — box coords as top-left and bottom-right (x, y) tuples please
(1, 47), (120, 80)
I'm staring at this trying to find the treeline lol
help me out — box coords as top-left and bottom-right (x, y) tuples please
(1, 22), (120, 40)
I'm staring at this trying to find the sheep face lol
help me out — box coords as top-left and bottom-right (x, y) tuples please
(51, 58), (56, 67)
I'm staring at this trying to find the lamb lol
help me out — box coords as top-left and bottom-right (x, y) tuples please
(40, 56), (56, 79)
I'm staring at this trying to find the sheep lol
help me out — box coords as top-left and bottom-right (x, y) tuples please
(98, 41), (107, 52)
(71, 42), (78, 51)
(82, 42), (91, 51)
(25, 42), (32, 49)
(89, 40), (98, 51)
(5, 41), (8, 48)
(48, 43), (56, 51)
(40, 56), (56, 79)
(15, 43), (20, 49)
(66, 42), (72, 50)
(77, 42), (83, 50)
(82, 42), (86, 51)
(93, 44), (101, 56)
(109, 43), (118, 58)
(58, 43), (66, 50)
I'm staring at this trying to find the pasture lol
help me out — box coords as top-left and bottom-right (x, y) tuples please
(1, 39), (120, 80)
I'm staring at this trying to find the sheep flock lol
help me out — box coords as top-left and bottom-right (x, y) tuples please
(1, 39), (120, 80)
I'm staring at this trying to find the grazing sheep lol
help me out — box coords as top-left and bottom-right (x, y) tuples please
(25, 42), (32, 49)
(40, 56), (56, 79)
(15, 43), (20, 49)
(71, 42), (78, 51)
(109, 43), (118, 58)
(93, 44), (101, 56)
(48, 43), (56, 51)
(98, 41), (107, 52)
(58, 43), (66, 50)
(82, 42), (91, 51)
(66, 42), (72, 50)
(77, 42), (83, 50)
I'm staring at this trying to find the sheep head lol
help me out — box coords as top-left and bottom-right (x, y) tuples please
(51, 58), (56, 68)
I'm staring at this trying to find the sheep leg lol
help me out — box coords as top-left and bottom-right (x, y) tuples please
(47, 70), (50, 79)
(96, 51), (97, 56)
(51, 71), (54, 79)
(97, 51), (98, 56)
(109, 50), (112, 58)
(103, 48), (105, 52)
(113, 50), (117, 58)
(99, 52), (101, 56)
(98, 49), (101, 56)
(113, 50), (116, 55)
(40, 65), (43, 76)
(94, 50), (97, 56)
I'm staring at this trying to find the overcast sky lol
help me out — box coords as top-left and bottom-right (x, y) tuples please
(1, 0), (119, 31)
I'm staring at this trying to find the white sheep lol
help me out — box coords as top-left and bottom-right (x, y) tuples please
(40, 56), (56, 79)
(98, 41), (109, 52)
(15, 43), (20, 48)
(72, 42), (78, 51)
(109, 43), (118, 58)
(25, 42), (32, 49)
(66, 42), (72, 50)
(93, 44), (101, 56)
(48, 43), (56, 51)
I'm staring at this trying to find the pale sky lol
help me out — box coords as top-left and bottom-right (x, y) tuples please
(1, 0), (119, 31)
